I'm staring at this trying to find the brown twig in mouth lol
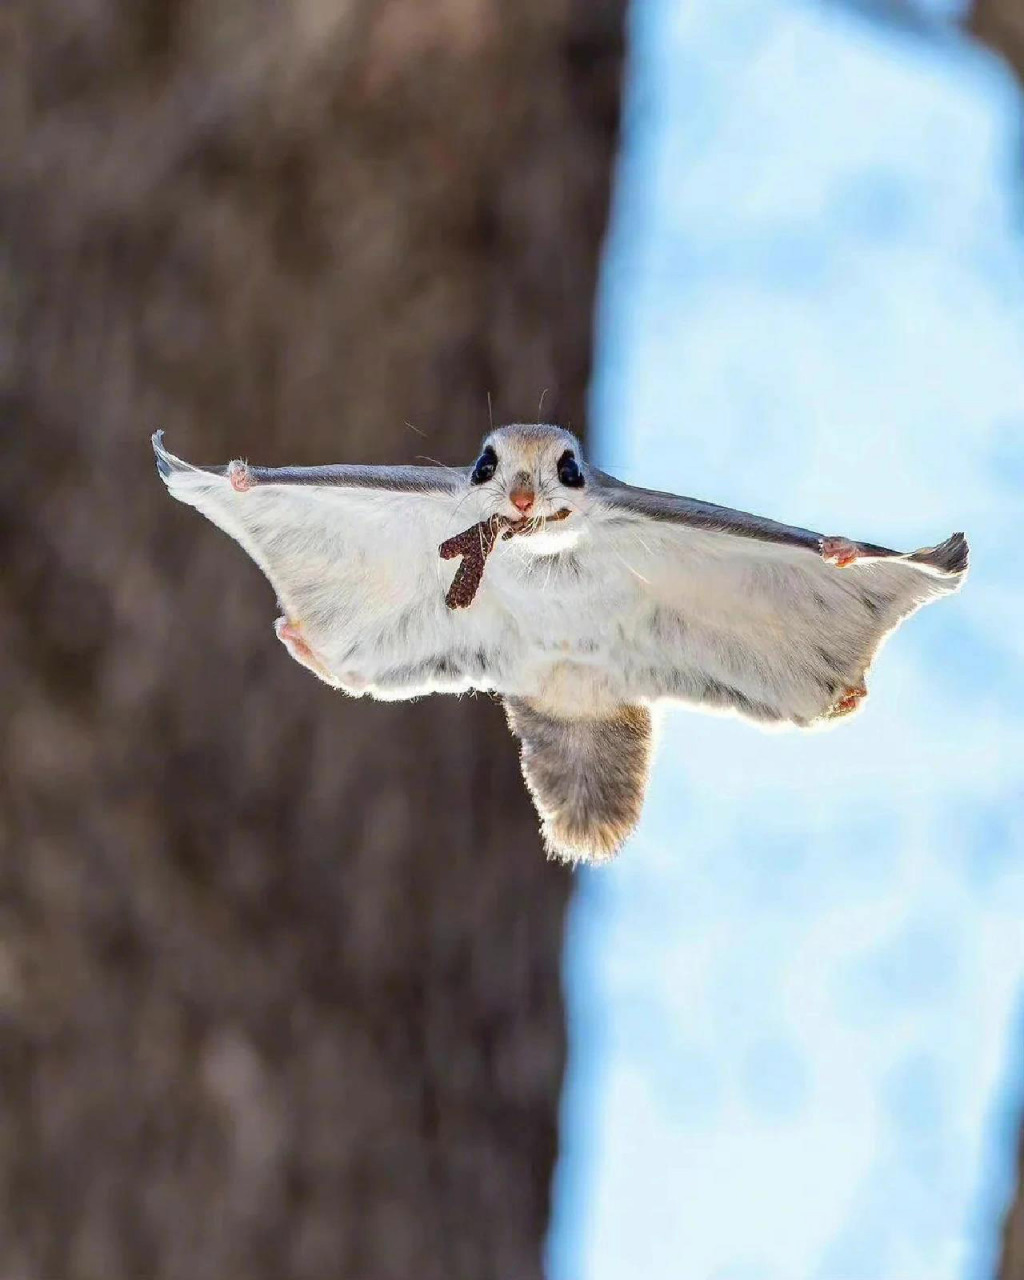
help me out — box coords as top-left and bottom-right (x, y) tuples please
(439, 509), (572, 609)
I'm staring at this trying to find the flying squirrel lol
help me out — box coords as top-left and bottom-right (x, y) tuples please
(154, 423), (968, 864)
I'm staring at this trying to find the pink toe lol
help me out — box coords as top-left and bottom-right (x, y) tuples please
(228, 461), (253, 492)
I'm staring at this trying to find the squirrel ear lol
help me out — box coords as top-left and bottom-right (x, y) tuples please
(503, 699), (652, 864)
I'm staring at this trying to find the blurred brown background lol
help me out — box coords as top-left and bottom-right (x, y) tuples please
(0, 1), (624, 1276)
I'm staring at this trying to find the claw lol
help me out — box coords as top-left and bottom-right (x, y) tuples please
(821, 536), (860, 568)
(228, 459), (253, 493)
(829, 683), (867, 718)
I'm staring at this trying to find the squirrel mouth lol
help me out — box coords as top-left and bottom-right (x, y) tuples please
(439, 508), (574, 610)
(507, 507), (573, 536)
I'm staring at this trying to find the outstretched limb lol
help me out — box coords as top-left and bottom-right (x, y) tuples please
(275, 618), (372, 694)
(227, 459), (254, 493)
(821, 531), (968, 577)
(820, 536), (862, 568)
(826, 683), (868, 719)
(274, 618), (337, 685)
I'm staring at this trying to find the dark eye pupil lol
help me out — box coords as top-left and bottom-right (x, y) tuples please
(471, 447), (497, 484)
(557, 451), (583, 488)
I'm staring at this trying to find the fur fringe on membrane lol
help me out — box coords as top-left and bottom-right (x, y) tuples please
(504, 698), (653, 864)
(909, 531), (969, 577)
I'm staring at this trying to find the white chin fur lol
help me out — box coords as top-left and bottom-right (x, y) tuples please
(510, 524), (583, 556)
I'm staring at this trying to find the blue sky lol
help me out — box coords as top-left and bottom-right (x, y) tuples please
(550, 2), (1024, 1278)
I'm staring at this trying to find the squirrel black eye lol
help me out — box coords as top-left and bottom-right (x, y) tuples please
(471, 446), (497, 485)
(557, 450), (584, 488)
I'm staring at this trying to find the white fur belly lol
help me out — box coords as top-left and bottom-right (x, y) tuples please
(478, 540), (639, 706)
(302, 533), (639, 705)
(516, 658), (630, 718)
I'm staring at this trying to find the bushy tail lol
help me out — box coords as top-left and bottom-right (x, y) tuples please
(504, 699), (653, 864)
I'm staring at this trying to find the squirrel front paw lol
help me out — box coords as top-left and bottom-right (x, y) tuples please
(820, 536), (861, 568)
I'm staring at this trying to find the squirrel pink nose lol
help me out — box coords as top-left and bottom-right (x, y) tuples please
(510, 489), (535, 514)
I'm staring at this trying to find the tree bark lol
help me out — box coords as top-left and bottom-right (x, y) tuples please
(1003, 1119), (1024, 1280)
(969, 0), (1024, 85)
(0, 2), (625, 1277)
